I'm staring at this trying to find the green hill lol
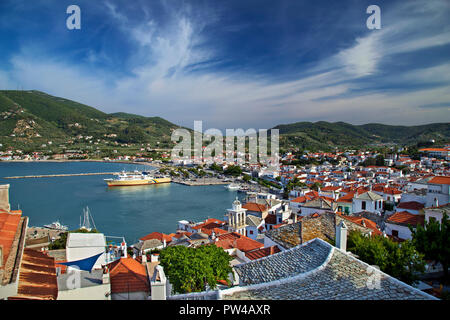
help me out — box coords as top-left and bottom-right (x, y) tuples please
(0, 90), (183, 149)
(273, 121), (450, 151)
(1, 90), (448, 153)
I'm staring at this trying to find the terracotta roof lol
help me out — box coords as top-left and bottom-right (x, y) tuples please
(0, 210), (22, 267)
(428, 176), (450, 185)
(337, 192), (355, 203)
(9, 249), (58, 300)
(397, 201), (425, 211)
(215, 232), (263, 252)
(242, 202), (267, 212)
(139, 232), (172, 243)
(109, 258), (149, 294)
(170, 231), (193, 239)
(291, 195), (315, 203)
(245, 246), (281, 260)
(387, 211), (425, 226)
(419, 148), (448, 152)
(264, 214), (277, 225)
(340, 216), (382, 235)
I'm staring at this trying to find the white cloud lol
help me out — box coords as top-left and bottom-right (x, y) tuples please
(2, 0), (449, 130)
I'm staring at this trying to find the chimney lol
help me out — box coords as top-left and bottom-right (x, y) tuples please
(151, 253), (159, 263)
(336, 221), (348, 251)
(142, 253), (147, 265)
(0, 245), (3, 268)
(102, 272), (110, 284)
(163, 239), (167, 247)
(0, 184), (11, 212)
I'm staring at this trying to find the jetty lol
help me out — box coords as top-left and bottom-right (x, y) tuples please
(3, 172), (121, 179)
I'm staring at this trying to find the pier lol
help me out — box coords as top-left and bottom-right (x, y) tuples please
(3, 172), (120, 179)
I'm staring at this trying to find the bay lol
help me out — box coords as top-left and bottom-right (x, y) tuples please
(0, 161), (243, 244)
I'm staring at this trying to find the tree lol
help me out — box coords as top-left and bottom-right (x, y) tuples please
(159, 245), (233, 294)
(224, 165), (242, 177)
(347, 231), (425, 285)
(410, 213), (450, 281)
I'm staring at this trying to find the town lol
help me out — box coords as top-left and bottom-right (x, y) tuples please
(0, 144), (449, 300)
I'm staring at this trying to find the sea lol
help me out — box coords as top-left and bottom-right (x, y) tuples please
(0, 161), (244, 244)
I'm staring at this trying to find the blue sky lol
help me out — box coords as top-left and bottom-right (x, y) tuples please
(0, 0), (449, 130)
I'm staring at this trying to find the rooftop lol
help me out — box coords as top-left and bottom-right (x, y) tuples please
(386, 211), (425, 226)
(108, 257), (149, 294)
(9, 248), (58, 300)
(222, 239), (437, 300)
(66, 233), (106, 248)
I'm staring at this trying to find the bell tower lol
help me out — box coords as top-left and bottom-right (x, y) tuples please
(226, 197), (248, 235)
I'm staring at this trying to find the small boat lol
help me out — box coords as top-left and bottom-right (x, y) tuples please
(44, 221), (68, 231)
(226, 183), (241, 191)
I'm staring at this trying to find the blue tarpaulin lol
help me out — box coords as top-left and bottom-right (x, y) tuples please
(56, 252), (104, 272)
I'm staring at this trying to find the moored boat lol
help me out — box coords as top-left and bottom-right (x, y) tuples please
(104, 170), (171, 187)
(226, 183), (241, 191)
(43, 221), (68, 231)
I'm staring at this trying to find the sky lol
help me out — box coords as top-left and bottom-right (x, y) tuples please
(0, 0), (449, 130)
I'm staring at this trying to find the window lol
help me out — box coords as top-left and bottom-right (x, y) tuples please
(392, 230), (399, 237)
(362, 201), (366, 210)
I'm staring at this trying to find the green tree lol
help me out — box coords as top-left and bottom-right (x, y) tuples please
(410, 213), (450, 281)
(347, 231), (425, 285)
(224, 165), (242, 177)
(159, 245), (233, 294)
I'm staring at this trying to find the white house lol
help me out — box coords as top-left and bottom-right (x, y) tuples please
(384, 211), (425, 240)
(425, 176), (450, 208)
(352, 191), (384, 214)
(66, 233), (107, 270)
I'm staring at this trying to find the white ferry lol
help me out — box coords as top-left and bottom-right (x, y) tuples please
(104, 170), (171, 187)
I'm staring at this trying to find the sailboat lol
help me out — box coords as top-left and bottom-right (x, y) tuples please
(79, 206), (97, 232)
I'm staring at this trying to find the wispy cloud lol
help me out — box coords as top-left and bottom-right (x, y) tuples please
(1, 0), (449, 129)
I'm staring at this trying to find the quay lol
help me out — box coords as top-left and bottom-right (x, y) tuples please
(3, 172), (121, 179)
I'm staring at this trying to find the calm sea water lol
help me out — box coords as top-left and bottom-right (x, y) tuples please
(0, 161), (243, 244)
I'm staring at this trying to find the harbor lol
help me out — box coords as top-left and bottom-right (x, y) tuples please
(0, 161), (248, 243)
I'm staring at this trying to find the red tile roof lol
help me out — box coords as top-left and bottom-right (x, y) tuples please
(387, 211), (425, 226)
(0, 209), (22, 267)
(9, 249), (58, 300)
(245, 246), (281, 260)
(397, 201), (425, 211)
(215, 232), (263, 252)
(109, 258), (149, 294)
(428, 176), (450, 185)
(242, 202), (267, 212)
(264, 214), (277, 225)
(337, 192), (355, 203)
(291, 195), (316, 203)
(139, 232), (172, 243)
(341, 216), (382, 235)
(191, 218), (226, 235)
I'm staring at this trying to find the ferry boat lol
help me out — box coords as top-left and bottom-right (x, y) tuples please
(43, 221), (68, 231)
(104, 170), (171, 187)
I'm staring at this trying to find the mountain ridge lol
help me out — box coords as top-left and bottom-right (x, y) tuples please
(0, 90), (448, 151)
